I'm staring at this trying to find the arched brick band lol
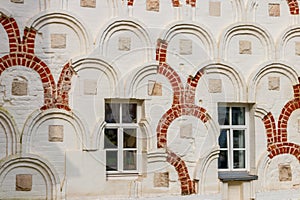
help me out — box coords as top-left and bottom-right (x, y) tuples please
(262, 78), (300, 161)
(155, 38), (209, 195)
(0, 14), (73, 111)
(0, 53), (56, 109)
(167, 150), (195, 195)
(286, 0), (299, 15)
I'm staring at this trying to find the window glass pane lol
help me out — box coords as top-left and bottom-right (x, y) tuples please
(123, 129), (136, 148)
(105, 103), (120, 123)
(106, 151), (118, 171)
(104, 129), (118, 149)
(219, 129), (228, 148)
(218, 150), (228, 169)
(233, 150), (245, 169)
(123, 150), (137, 170)
(122, 103), (137, 123)
(218, 107), (229, 125)
(232, 107), (245, 125)
(233, 130), (245, 148)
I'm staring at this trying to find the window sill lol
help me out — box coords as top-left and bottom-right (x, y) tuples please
(218, 171), (258, 182)
(106, 172), (139, 180)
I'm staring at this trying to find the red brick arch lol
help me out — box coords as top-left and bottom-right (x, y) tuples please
(262, 78), (300, 161)
(0, 14), (73, 111)
(155, 38), (210, 195)
(286, 0), (299, 15)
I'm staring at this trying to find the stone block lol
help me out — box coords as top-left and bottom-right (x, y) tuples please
(11, 0), (24, 3)
(208, 79), (222, 93)
(84, 79), (97, 95)
(148, 80), (162, 96)
(154, 172), (169, 187)
(48, 125), (64, 142)
(278, 164), (292, 181)
(295, 42), (300, 56)
(269, 3), (280, 17)
(146, 0), (160, 12)
(179, 39), (192, 55)
(268, 77), (280, 91)
(12, 78), (27, 96)
(51, 34), (66, 49)
(80, 0), (96, 8)
(118, 37), (131, 51)
(180, 123), (193, 138)
(16, 174), (32, 191)
(209, 1), (221, 17)
(239, 40), (252, 54)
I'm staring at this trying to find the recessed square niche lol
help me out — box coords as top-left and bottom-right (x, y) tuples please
(239, 40), (252, 54)
(209, 1), (221, 16)
(179, 39), (192, 55)
(154, 172), (169, 187)
(118, 37), (131, 51)
(48, 125), (64, 142)
(51, 34), (66, 49)
(146, 0), (160, 12)
(208, 79), (222, 93)
(295, 42), (300, 56)
(278, 164), (292, 182)
(80, 0), (96, 8)
(84, 79), (97, 95)
(268, 77), (280, 91)
(16, 174), (32, 191)
(269, 3), (280, 17)
(180, 123), (193, 138)
(148, 80), (162, 96)
(12, 78), (28, 96)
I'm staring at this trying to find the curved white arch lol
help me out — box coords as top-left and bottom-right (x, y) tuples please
(27, 10), (93, 54)
(72, 57), (120, 97)
(200, 61), (247, 102)
(278, 26), (300, 59)
(219, 23), (275, 60)
(0, 108), (19, 156)
(125, 62), (158, 97)
(248, 62), (299, 102)
(160, 22), (217, 60)
(21, 108), (90, 152)
(97, 18), (152, 61)
(0, 153), (60, 200)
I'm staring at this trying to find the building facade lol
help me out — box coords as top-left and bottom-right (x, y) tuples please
(0, 0), (300, 199)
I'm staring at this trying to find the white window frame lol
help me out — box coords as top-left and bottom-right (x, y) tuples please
(218, 104), (249, 171)
(104, 100), (142, 175)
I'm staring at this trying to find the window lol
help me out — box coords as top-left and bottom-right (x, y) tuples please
(104, 101), (140, 173)
(218, 105), (248, 170)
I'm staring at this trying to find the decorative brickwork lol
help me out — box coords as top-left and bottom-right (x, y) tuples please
(263, 78), (300, 161)
(286, 0), (299, 15)
(0, 13), (74, 111)
(128, 0), (134, 6)
(155, 38), (209, 195)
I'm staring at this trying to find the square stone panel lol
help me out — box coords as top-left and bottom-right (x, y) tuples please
(49, 125), (64, 142)
(208, 79), (222, 93)
(12, 79), (27, 96)
(179, 39), (192, 55)
(268, 77), (280, 91)
(180, 123), (193, 138)
(51, 34), (66, 49)
(269, 3), (280, 17)
(154, 172), (169, 187)
(278, 164), (292, 181)
(209, 1), (221, 17)
(295, 42), (300, 56)
(146, 0), (160, 12)
(84, 79), (97, 95)
(80, 0), (96, 8)
(239, 40), (252, 54)
(148, 80), (162, 96)
(118, 37), (131, 51)
(16, 174), (32, 191)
